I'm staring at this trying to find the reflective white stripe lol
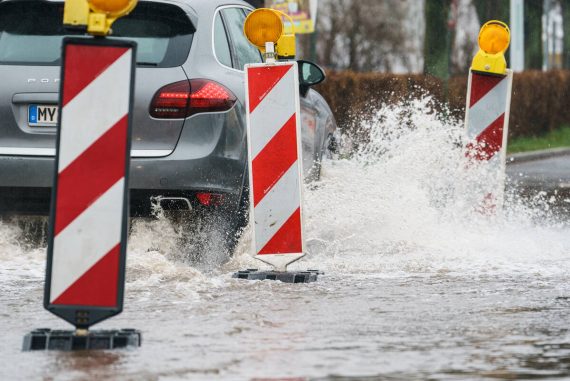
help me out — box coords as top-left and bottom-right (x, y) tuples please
(249, 66), (296, 158)
(253, 162), (300, 253)
(467, 76), (509, 140)
(58, 51), (132, 171)
(0, 147), (172, 157)
(131, 149), (172, 158)
(50, 179), (124, 302)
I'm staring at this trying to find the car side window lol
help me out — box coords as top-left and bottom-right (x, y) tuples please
(221, 7), (263, 70)
(214, 12), (232, 67)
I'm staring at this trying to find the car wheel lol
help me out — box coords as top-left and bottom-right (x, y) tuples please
(327, 133), (339, 157)
(165, 189), (249, 268)
(311, 153), (323, 181)
(165, 208), (232, 269)
(219, 185), (250, 254)
(9, 215), (49, 248)
(309, 133), (337, 182)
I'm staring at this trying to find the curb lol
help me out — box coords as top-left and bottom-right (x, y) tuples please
(507, 147), (570, 165)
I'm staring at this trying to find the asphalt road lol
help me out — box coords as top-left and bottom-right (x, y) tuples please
(4, 131), (570, 379)
(4, 156), (570, 380)
(507, 149), (570, 191)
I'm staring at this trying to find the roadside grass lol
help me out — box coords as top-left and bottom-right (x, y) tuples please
(508, 125), (570, 153)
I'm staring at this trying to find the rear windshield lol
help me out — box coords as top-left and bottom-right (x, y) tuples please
(0, 1), (195, 67)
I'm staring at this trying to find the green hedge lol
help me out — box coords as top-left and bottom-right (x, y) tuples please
(315, 70), (570, 139)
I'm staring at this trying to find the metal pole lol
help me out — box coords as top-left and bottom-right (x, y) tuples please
(510, 0), (525, 71)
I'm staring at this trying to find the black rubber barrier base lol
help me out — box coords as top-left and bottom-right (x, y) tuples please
(22, 329), (141, 351)
(232, 269), (322, 283)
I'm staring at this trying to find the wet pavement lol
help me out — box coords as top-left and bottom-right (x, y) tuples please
(2, 101), (570, 380)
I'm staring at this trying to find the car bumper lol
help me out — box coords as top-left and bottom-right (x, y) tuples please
(0, 155), (246, 215)
(0, 111), (248, 215)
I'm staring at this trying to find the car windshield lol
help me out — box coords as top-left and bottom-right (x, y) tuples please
(0, 0), (195, 67)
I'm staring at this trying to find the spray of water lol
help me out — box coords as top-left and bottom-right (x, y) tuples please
(0, 94), (568, 284)
(229, 94), (570, 277)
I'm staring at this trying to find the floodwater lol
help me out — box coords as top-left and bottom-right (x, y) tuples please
(3, 98), (570, 380)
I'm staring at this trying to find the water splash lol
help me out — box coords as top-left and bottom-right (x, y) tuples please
(230, 95), (570, 277)
(2, 95), (570, 381)
(0, 95), (568, 282)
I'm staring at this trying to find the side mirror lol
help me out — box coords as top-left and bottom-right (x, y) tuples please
(297, 60), (325, 97)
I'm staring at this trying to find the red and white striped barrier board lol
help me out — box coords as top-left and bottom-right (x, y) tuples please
(464, 69), (513, 208)
(44, 38), (136, 328)
(245, 62), (305, 271)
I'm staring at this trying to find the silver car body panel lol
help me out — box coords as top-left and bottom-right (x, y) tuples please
(0, 0), (336, 215)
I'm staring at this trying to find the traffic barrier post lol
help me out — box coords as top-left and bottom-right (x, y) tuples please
(464, 20), (513, 211)
(247, 61), (305, 270)
(232, 8), (320, 283)
(23, 0), (141, 351)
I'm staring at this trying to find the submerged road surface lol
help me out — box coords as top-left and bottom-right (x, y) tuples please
(3, 195), (570, 380)
(507, 149), (570, 190)
(506, 149), (570, 216)
(3, 103), (570, 380)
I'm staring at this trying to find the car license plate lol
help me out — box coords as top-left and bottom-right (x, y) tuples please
(28, 104), (58, 127)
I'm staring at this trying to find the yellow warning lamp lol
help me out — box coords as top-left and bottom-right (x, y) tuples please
(243, 8), (296, 60)
(63, 0), (137, 36)
(471, 20), (511, 75)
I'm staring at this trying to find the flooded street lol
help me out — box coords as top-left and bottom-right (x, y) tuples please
(3, 99), (570, 380)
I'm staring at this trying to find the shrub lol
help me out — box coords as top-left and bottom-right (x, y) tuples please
(315, 70), (570, 140)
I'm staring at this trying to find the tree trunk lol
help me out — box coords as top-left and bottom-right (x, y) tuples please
(525, 0), (544, 69)
(424, 0), (452, 78)
(347, 1), (362, 71)
(563, 0), (570, 68)
(473, 0), (510, 22)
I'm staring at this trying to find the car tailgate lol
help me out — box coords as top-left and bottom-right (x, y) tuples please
(0, 66), (60, 155)
(0, 0), (194, 157)
(0, 65), (189, 156)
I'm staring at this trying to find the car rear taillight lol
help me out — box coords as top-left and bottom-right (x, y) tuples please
(149, 79), (237, 119)
(196, 192), (224, 207)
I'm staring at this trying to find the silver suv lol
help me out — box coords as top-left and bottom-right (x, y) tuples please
(0, 0), (337, 246)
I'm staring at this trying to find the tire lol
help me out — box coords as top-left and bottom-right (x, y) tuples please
(8, 215), (49, 248)
(164, 208), (232, 269)
(309, 133), (336, 182)
(163, 187), (249, 268)
(327, 133), (339, 157)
